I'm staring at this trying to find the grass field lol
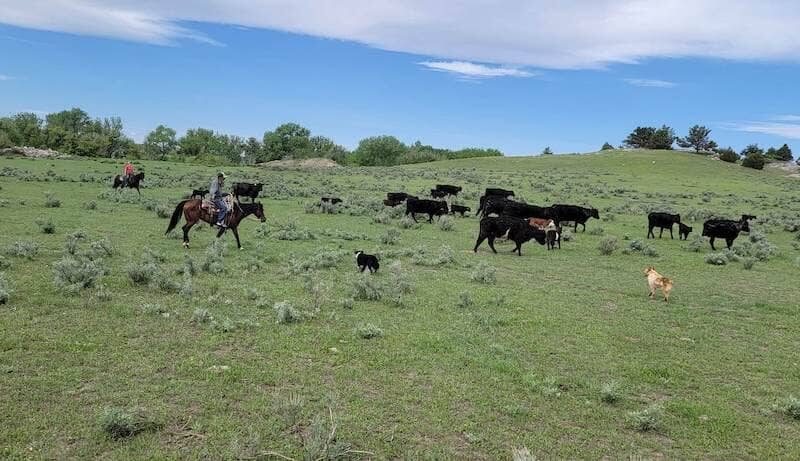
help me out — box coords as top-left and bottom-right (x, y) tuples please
(1, 150), (799, 459)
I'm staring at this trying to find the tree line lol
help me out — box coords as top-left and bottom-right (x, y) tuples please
(601, 124), (795, 170)
(0, 108), (502, 166)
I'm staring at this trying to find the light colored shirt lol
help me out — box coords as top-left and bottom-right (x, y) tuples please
(210, 178), (223, 199)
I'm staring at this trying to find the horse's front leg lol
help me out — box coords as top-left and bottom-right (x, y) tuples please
(216, 227), (227, 239)
(182, 223), (192, 248)
(231, 227), (242, 249)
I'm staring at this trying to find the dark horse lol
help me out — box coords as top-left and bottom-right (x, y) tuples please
(113, 172), (145, 195)
(165, 199), (266, 249)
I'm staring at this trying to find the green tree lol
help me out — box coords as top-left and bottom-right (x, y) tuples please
(352, 135), (408, 166)
(623, 127), (657, 148)
(178, 128), (218, 158)
(770, 144), (793, 161)
(541, 146), (554, 155)
(262, 123), (312, 161)
(45, 108), (92, 136)
(741, 144), (766, 170)
(649, 125), (675, 150)
(601, 142), (615, 150)
(677, 125), (714, 153)
(309, 135), (348, 163)
(716, 147), (739, 163)
(0, 113), (45, 147)
(243, 137), (263, 164)
(143, 125), (178, 160)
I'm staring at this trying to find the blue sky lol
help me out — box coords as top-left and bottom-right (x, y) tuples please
(1, 1), (799, 156)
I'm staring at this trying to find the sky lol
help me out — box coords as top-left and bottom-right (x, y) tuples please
(1, 0), (799, 156)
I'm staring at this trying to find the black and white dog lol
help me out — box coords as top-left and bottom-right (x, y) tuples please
(355, 251), (380, 273)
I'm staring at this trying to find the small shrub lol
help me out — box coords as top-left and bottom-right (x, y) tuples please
(438, 215), (454, 231)
(742, 257), (756, 270)
(340, 298), (354, 310)
(412, 245), (455, 266)
(245, 287), (259, 301)
(140, 303), (167, 315)
(201, 239), (226, 274)
(397, 216), (420, 229)
(705, 253), (728, 265)
(126, 261), (158, 285)
(588, 226), (605, 235)
(470, 260), (497, 284)
(456, 291), (473, 309)
(53, 256), (106, 293)
(87, 238), (114, 259)
(685, 234), (705, 252)
(152, 276), (180, 293)
(190, 308), (213, 324)
(99, 407), (157, 439)
(64, 231), (87, 255)
(272, 220), (315, 241)
(371, 210), (392, 225)
(4, 240), (39, 260)
(380, 228), (400, 245)
(600, 381), (621, 404)
(0, 273), (11, 305)
(628, 405), (663, 432)
(0, 256), (10, 270)
(274, 301), (303, 324)
(350, 274), (383, 301)
(356, 322), (384, 339)
(781, 396), (800, 420)
(44, 192), (61, 208)
(276, 393), (304, 427)
(93, 284), (112, 302)
(642, 245), (659, 257)
(82, 200), (97, 210)
(36, 217), (56, 234)
(154, 203), (171, 219)
(598, 236), (618, 255)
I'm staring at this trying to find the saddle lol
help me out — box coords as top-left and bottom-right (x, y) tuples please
(201, 195), (235, 213)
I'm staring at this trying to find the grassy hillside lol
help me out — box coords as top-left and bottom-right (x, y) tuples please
(1, 150), (799, 459)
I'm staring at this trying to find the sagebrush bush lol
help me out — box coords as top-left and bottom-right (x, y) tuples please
(705, 253), (728, 265)
(340, 297), (354, 310)
(456, 291), (473, 309)
(36, 217), (56, 234)
(53, 256), (106, 293)
(470, 260), (497, 284)
(93, 284), (112, 302)
(126, 260), (158, 285)
(371, 210), (392, 225)
(351, 274), (383, 301)
(600, 381), (621, 404)
(782, 396), (800, 420)
(154, 203), (171, 219)
(4, 240), (39, 260)
(44, 192), (61, 208)
(272, 220), (315, 241)
(598, 236), (618, 255)
(0, 256), (10, 270)
(190, 308), (213, 324)
(274, 301), (303, 324)
(0, 273), (11, 305)
(628, 405), (662, 432)
(82, 200), (97, 210)
(685, 234), (705, 252)
(397, 216), (420, 229)
(588, 226), (605, 235)
(201, 239), (226, 274)
(87, 238), (114, 259)
(286, 249), (346, 275)
(356, 322), (384, 339)
(412, 245), (455, 266)
(438, 215), (454, 231)
(380, 228), (400, 245)
(742, 257), (756, 270)
(99, 407), (157, 439)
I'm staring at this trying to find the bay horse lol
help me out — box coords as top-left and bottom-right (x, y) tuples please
(165, 199), (266, 249)
(113, 172), (145, 195)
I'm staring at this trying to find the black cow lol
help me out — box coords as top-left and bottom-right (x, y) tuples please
(387, 192), (415, 202)
(702, 215), (753, 250)
(450, 204), (471, 216)
(551, 204), (600, 232)
(321, 197), (342, 204)
(481, 196), (515, 217)
(678, 222), (692, 240)
(232, 182), (263, 202)
(191, 188), (209, 199)
(435, 184), (462, 196)
(502, 202), (555, 220)
(647, 212), (681, 239)
(473, 216), (546, 256)
(406, 198), (449, 223)
(484, 187), (515, 198)
(546, 228), (561, 250)
(431, 189), (449, 199)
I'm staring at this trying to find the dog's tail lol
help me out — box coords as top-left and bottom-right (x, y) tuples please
(659, 276), (673, 287)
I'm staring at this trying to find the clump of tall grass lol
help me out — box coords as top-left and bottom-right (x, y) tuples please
(44, 192), (61, 208)
(355, 322), (384, 339)
(628, 404), (663, 432)
(201, 239), (226, 274)
(456, 291), (473, 309)
(190, 308), (213, 324)
(438, 215), (454, 231)
(597, 236), (618, 255)
(470, 260), (497, 284)
(600, 381), (622, 404)
(350, 274), (383, 301)
(274, 301), (303, 324)
(0, 273), (11, 305)
(36, 217), (56, 234)
(380, 228), (400, 245)
(99, 407), (159, 440)
(780, 396), (800, 420)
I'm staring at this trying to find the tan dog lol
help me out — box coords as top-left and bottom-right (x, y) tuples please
(644, 266), (673, 302)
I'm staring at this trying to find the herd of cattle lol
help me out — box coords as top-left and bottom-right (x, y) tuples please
(193, 180), (757, 256)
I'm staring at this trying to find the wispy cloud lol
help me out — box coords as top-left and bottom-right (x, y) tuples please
(623, 78), (676, 88)
(2, 1), (800, 70)
(0, 74), (14, 81)
(419, 61), (535, 79)
(729, 121), (800, 139)
(770, 114), (800, 122)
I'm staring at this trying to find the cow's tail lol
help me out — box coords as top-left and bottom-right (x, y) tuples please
(165, 200), (189, 235)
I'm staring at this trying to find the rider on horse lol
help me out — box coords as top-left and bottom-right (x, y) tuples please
(210, 172), (229, 228)
(122, 161), (135, 187)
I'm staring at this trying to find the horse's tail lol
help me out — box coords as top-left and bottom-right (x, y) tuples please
(165, 200), (189, 235)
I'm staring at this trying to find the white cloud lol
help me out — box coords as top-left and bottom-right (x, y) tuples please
(771, 115), (800, 122)
(730, 121), (800, 139)
(0, 74), (13, 81)
(1, 1), (800, 69)
(419, 61), (535, 79)
(623, 78), (676, 88)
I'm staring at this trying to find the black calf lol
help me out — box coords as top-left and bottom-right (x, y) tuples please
(647, 212), (681, 239)
(702, 216), (752, 250)
(450, 204), (471, 216)
(474, 216), (546, 256)
(406, 198), (449, 223)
